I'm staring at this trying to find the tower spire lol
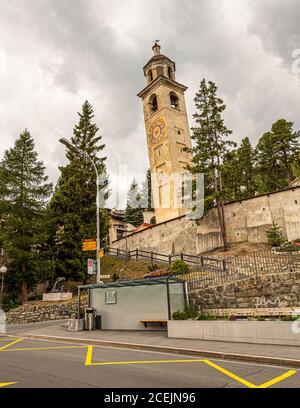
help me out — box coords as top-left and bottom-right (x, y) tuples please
(152, 40), (161, 56)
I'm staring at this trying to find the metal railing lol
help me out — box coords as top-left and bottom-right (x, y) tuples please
(186, 250), (300, 292)
(107, 248), (300, 291)
(107, 247), (226, 272)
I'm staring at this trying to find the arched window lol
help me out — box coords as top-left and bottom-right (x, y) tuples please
(150, 216), (156, 225)
(170, 92), (179, 109)
(156, 66), (163, 77)
(149, 94), (158, 113)
(168, 66), (173, 79)
(148, 69), (153, 82)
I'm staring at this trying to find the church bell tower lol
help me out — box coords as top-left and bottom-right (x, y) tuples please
(138, 43), (192, 223)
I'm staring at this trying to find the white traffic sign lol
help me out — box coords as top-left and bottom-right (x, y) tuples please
(87, 259), (94, 275)
(100, 275), (111, 279)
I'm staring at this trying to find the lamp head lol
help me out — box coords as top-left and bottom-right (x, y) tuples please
(0, 266), (7, 274)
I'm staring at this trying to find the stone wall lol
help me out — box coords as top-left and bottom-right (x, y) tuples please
(6, 299), (87, 325)
(112, 186), (300, 255)
(112, 215), (198, 255)
(190, 271), (300, 310)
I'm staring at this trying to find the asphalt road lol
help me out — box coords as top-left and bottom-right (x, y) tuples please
(0, 336), (299, 388)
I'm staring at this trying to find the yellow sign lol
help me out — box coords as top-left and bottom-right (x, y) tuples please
(82, 239), (97, 251)
(98, 248), (104, 258)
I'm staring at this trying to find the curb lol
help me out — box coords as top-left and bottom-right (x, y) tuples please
(22, 333), (300, 368)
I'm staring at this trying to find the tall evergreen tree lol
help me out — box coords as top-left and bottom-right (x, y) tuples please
(237, 137), (256, 198)
(222, 137), (256, 201)
(255, 120), (300, 193)
(271, 119), (300, 184)
(124, 179), (144, 227)
(187, 79), (235, 250)
(50, 101), (109, 282)
(0, 130), (52, 303)
(221, 149), (240, 201)
(255, 132), (286, 193)
(140, 169), (154, 211)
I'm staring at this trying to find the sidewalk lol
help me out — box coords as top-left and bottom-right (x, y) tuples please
(5, 320), (300, 368)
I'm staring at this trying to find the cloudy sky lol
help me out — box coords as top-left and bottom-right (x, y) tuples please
(1, 0), (300, 208)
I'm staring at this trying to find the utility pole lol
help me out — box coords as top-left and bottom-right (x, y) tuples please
(59, 138), (102, 284)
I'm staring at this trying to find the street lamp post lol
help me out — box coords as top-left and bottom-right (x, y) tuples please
(59, 138), (102, 284)
(0, 265), (7, 310)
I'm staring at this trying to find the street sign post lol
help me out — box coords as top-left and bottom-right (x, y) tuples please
(82, 239), (97, 251)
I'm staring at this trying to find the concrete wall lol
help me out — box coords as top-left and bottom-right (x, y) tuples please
(167, 320), (300, 346)
(89, 282), (185, 330)
(112, 187), (300, 255)
(112, 216), (198, 255)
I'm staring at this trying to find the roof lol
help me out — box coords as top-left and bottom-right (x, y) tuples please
(133, 222), (152, 233)
(78, 277), (183, 290)
(143, 54), (175, 72)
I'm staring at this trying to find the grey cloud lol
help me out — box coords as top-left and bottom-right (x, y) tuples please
(248, 0), (300, 66)
(1, 0), (300, 208)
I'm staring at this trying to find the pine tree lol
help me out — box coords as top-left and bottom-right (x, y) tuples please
(124, 179), (144, 227)
(255, 120), (300, 193)
(237, 137), (256, 198)
(140, 169), (153, 211)
(222, 137), (256, 201)
(187, 79), (235, 250)
(271, 119), (300, 184)
(221, 150), (240, 201)
(0, 130), (52, 303)
(50, 101), (109, 282)
(255, 132), (286, 193)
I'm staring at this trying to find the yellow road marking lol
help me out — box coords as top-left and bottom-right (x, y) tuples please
(85, 345), (205, 366)
(85, 345), (93, 365)
(203, 359), (296, 388)
(0, 341), (297, 388)
(1, 345), (88, 352)
(90, 359), (206, 366)
(0, 382), (17, 388)
(258, 370), (297, 388)
(0, 338), (23, 351)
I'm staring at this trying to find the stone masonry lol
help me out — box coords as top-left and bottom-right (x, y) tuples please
(191, 271), (300, 310)
(6, 299), (87, 325)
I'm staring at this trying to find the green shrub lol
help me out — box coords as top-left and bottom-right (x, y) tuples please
(169, 260), (189, 275)
(172, 303), (198, 320)
(197, 310), (223, 320)
(281, 315), (299, 321)
(266, 222), (287, 247)
(148, 263), (160, 272)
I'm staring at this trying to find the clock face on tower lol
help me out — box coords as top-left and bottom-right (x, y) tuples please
(149, 118), (166, 145)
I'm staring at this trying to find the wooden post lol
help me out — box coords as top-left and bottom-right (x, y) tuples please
(151, 251), (153, 264)
(180, 252), (183, 261)
(168, 254), (172, 266)
(136, 249), (138, 261)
